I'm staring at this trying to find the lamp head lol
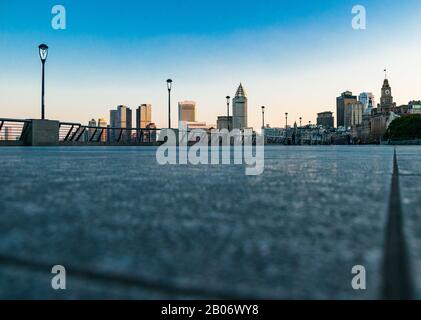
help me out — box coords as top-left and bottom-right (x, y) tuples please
(38, 44), (49, 62)
(166, 79), (173, 90)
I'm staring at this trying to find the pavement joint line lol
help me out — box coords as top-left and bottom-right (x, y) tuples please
(382, 147), (413, 300)
(0, 253), (266, 300)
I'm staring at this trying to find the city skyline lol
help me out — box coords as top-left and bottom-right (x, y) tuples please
(1, 0), (421, 128)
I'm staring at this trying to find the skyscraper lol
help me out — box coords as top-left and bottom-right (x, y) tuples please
(110, 105), (132, 141)
(178, 101), (196, 123)
(345, 102), (364, 127)
(359, 92), (375, 110)
(363, 97), (374, 116)
(98, 118), (108, 143)
(88, 119), (97, 141)
(336, 91), (357, 128)
(136, 104), (152, 142)
(136, 104), (152, 129)
(232, 83), (248, 130)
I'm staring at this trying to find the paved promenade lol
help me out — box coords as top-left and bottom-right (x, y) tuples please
(0, 146), (419, 299)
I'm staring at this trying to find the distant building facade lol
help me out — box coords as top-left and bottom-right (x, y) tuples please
(317, 111), (334, 128)
(178, 101), (196, 123)
(345, 102), (364, 127)
(217, 116), (233, 130)
(232, 84), (248, 130)
(352, 76), (401, 143)
(88, 119), (97, 141)
(145, 122), (157, 143)
(98, 118), (107, 142)
(336, 91), (358, 128)
(110, 105), (132, 141)
(359, 92), (375, 110)
(136, 104), (152, 129)
(379, 78), (396, 113)
(409, 101), (421, 114)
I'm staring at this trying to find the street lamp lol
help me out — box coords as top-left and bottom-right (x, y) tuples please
(38, 44), (49, 120)
(166, 79), (173, 129)
(285, 112), (288, 129)
(226, 96), (231, 131)
(299, 117), (302, 128)
(261, 106), (265, 130)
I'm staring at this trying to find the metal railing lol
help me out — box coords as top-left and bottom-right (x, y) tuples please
(0, 118), (31, 143)
(59, 122), (161, 145)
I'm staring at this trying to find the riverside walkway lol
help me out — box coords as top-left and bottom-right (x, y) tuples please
(0, 146), (419, 299)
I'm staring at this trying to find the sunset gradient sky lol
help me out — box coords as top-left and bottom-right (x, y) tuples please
(1, 0), (421, 129)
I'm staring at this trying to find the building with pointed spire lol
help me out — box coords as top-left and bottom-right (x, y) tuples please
(354, 74), (400, 143)
(232, 83), (248, 130)
(378, 75), (396, 113)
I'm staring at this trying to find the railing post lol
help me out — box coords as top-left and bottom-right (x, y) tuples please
(97, 128), (104, 142)
(89, 128), (98, 142)
(69, 125), (81, 141)
(64, 125), (74, 141)
(75, 127), (85, 142)
(117, 129), (123, 143)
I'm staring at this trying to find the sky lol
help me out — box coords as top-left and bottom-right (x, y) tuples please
(1, 0), (421, 129)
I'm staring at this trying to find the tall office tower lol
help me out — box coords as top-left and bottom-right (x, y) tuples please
(317, 111), (334, 128)
(88, 119), (97, 141)
(345, 102), (364, 127)
(136, 104), (152, 129)
(178, 101), (196, 123)
(336, 91), (358, 128)
(232, 83), (248, 130)
(110, 105), (132, 141)
(98, 118), (108, 143)
(359, 92), (375, 110)
(379, 77), (396, 113)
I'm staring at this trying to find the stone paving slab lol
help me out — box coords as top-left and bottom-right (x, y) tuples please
(396, 146), (421, 299)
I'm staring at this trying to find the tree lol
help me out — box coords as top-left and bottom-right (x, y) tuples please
(384, 114), (421, 140)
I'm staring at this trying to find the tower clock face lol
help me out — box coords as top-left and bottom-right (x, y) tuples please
(385, 89), (390, 95)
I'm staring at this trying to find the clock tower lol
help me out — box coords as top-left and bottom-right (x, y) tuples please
(379, 75), (396, 113)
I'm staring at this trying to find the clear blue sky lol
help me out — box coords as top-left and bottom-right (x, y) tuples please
(1, 0), (421, 128)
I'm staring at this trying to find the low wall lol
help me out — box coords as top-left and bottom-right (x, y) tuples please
(25, 119), (60, 146)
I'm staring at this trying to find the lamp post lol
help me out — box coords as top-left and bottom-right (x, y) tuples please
(285, 112), (288, 129)
(166, 79), (173, 129)
(38, 44), (49, 120)
(299, 117), (302, 128)
(226, 96), (230, 131)
(261, 106), (265, 130)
